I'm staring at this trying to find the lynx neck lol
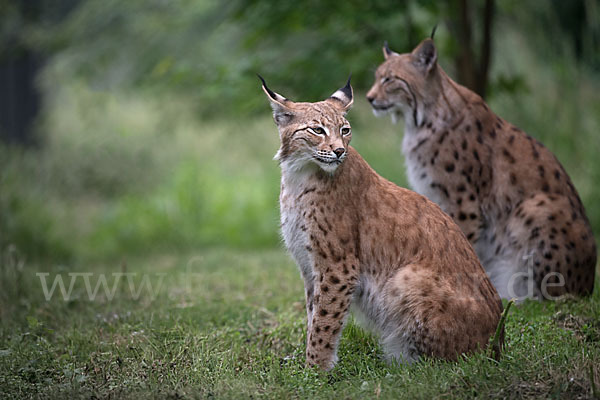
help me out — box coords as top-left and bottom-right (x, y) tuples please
(406, 69), (473, 136)
(279, 147), (374, 202)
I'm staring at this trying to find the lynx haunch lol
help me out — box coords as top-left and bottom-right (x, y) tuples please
(260, 76), (503, 370)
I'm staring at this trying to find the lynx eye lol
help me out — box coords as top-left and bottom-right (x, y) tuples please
(381, 76), (391, 84)
(308, 127), (326, 136)
(341, 127), (351, 136)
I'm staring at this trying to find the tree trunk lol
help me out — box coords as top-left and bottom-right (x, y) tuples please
(450, 0), (495, 99)
(0, 51), (43, 145)
(477, 0), (494, 98)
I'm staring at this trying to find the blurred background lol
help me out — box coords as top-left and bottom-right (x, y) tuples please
(1, 0), (599, 265)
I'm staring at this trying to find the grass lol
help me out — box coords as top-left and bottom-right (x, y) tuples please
(1, 248), (599, 399)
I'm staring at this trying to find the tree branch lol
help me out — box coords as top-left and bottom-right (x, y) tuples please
(478, 0), (495, 98)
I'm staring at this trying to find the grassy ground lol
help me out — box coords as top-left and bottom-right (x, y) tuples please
(1, 248), (599, 399)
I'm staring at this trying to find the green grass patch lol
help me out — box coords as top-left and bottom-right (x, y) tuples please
(1, 248), (598, 398)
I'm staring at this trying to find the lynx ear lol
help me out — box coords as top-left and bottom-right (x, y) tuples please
(258, 74), (294, 125)
(411, 39), (437, 74)
(383, 41), (400, 60)
(328, 75), (353, 112)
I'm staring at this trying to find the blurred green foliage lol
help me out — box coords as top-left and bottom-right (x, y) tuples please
(18, 0), (598, 115)
(22, 0), (437, 115)
(0, 0), (599, 263)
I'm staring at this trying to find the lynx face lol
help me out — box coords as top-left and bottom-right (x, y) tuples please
(260, 76), (354, 174)
(366, 40), (440, 126)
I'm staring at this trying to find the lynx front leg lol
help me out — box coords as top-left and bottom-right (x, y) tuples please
(305, 266), (357, 370)
(304, 277), (315, 332)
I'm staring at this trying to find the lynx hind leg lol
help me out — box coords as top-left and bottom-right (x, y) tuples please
(377, 266), (446, 365)
(380, 264), (500, 364)
(377, 272), (421, 365)
(503, 193), (596, 299)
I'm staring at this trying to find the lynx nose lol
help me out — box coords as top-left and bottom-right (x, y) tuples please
(366, 95), (375, 104)
(333, 148), (346, 158)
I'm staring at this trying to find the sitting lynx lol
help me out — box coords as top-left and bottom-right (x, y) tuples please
(366, 38), (596, 300)
(260, 75), (503, 370)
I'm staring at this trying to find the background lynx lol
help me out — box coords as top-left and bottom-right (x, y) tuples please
(367, 38), (597, 300)
(261, 76), (503, 370)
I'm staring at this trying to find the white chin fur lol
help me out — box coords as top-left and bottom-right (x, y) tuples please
(279, 155), (339, 176)
(317, 161), (340, 174)
(371, 107), (403, 125)
(390, 111), (403, 125)
(371, 108), (388, 118)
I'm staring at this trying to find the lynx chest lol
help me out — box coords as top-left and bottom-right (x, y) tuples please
(401, 129), (449, 210)
(280, 180), (315, 281)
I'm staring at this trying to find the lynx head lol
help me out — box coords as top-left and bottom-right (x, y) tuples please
(366, 38), (440, 126)
(260, 76), (353, 174)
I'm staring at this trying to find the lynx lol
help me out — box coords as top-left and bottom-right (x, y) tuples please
(366, 38), (596, 300)
(260, 75), (503, 370)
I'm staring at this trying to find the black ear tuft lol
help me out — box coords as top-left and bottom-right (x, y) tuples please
(430, 24), (438, 40)
(383, 41), (399, 60)
(258, 74), (294, 125)
(340, 74), (352, 99)
(329, 75), (354, 111)
(384, 41), (392, 56)
(257, 74), (278, 101)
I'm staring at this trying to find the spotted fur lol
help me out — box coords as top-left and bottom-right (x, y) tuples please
(367, 38), (596, 300)
(261, 77), (503, 370)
